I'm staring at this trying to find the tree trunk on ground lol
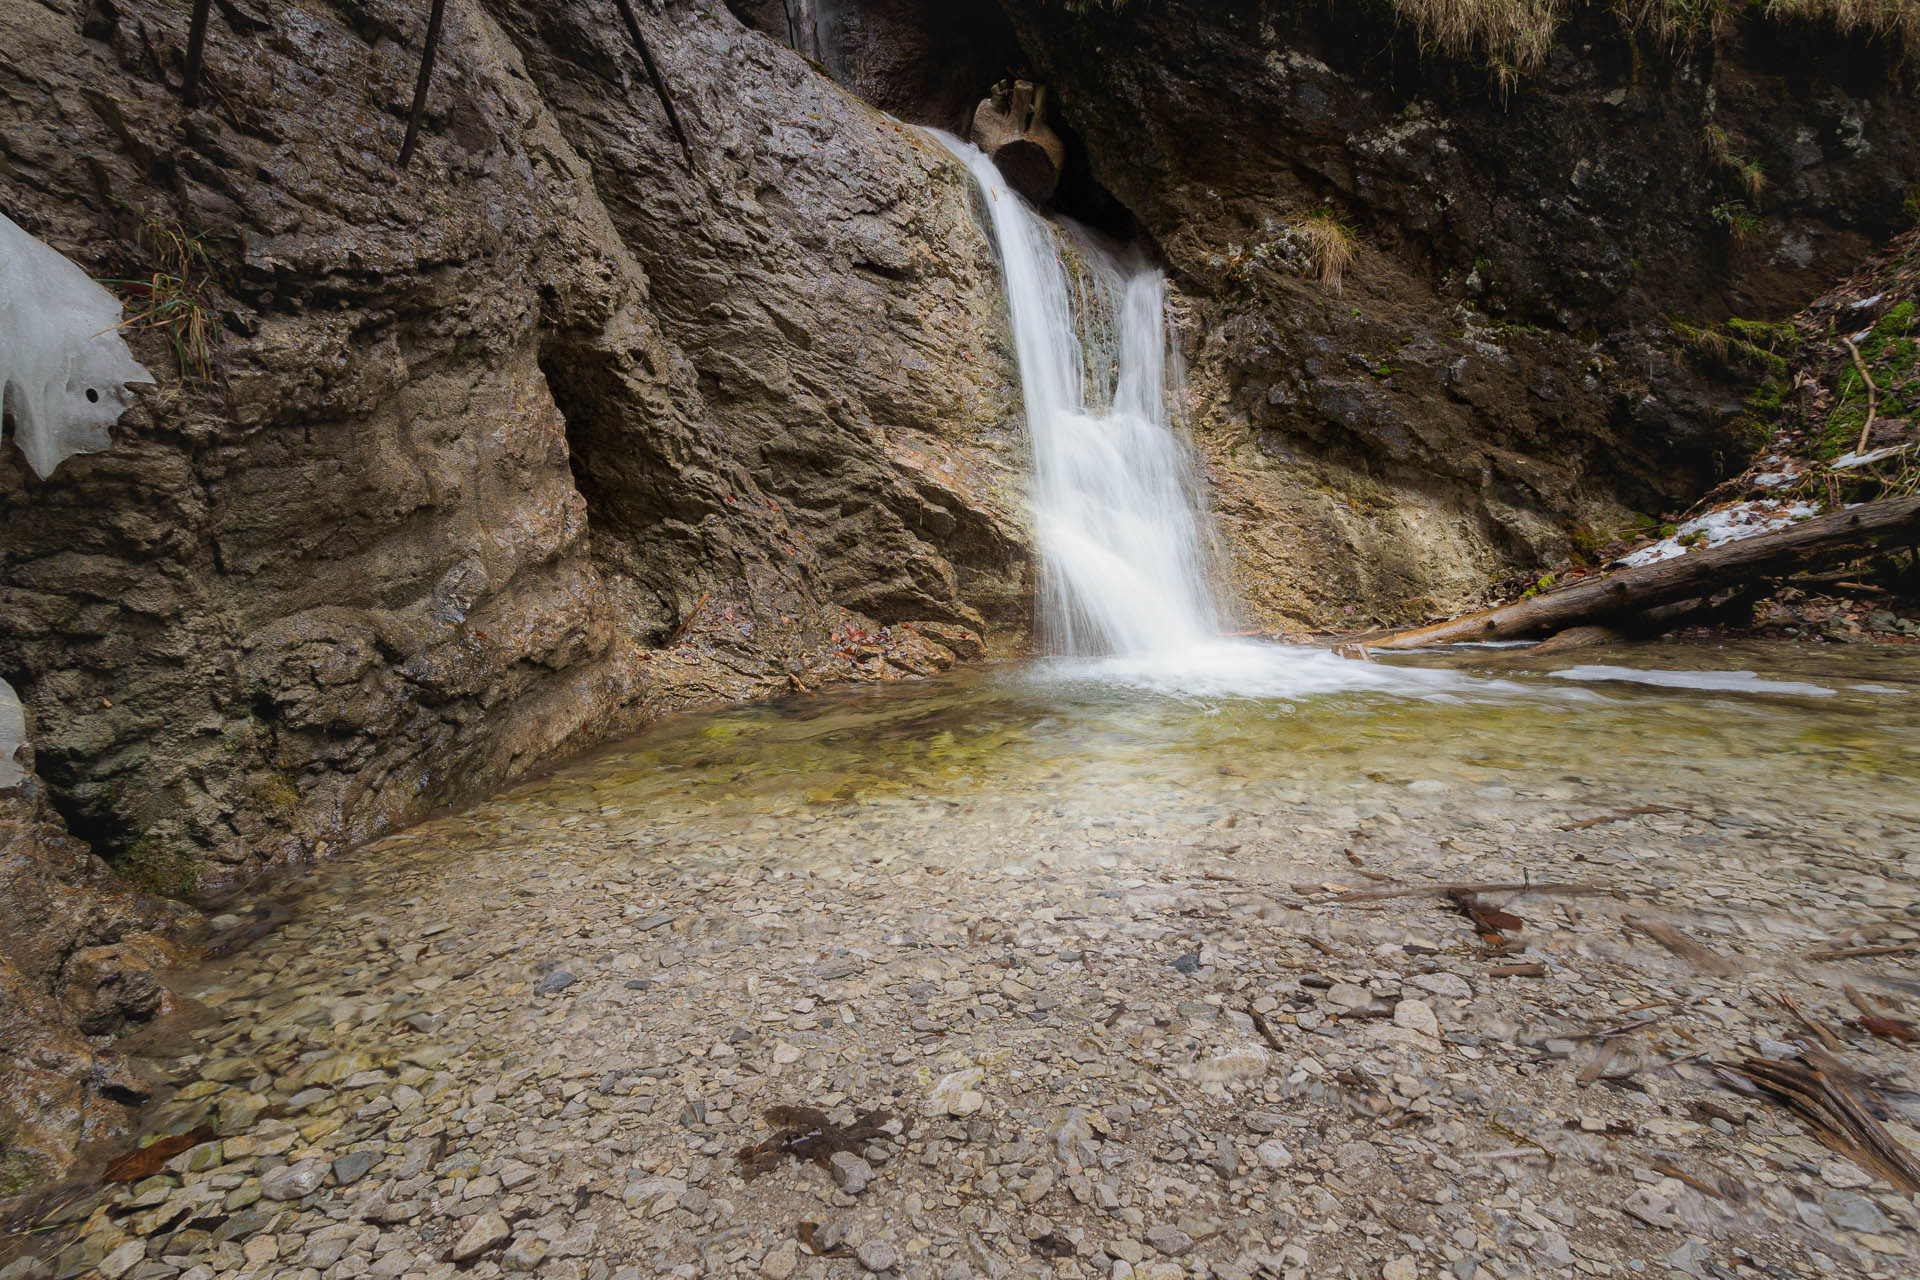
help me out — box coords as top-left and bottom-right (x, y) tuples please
(1367, 496), (1920, 649)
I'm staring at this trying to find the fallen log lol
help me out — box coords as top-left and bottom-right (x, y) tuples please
(1369, 495), (1920, 649)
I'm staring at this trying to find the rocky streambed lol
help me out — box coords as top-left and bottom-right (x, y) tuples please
(3, 640), (1917, 1280)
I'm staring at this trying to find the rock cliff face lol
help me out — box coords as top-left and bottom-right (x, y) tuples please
(0, 0), (1028, 893)
(989, 0), (1920, 627)
(1, 723), (197, 1194)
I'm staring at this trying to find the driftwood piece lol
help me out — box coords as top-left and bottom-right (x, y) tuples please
(1369, 495), (1920, 648)
(1718, 1057), (1920, 1192)
(1624, 916), (1740, 977)
(1487, 962), (1548, 977)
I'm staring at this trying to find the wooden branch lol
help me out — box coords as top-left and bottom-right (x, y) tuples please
(183, 0), (212, 107)
(1843, 336), (1880, 457)
(398, 0), (449, 169)
(1321, 880), (1611, 904)
(1371, 495), (1920, 649)
(1624, 916), (1739, 977)
(613, 0), (698, 172)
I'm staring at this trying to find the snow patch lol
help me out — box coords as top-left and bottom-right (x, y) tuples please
(0, 211), (153, 478)
(0, 678), (24, 790)
(1830, 443), (1911, 470)
(1617, 500), (1818, 567)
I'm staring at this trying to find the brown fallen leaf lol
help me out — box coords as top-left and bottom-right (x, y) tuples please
(1854, 1014), (1919, 1042)
(740, 1106), (898, 1181)
(1447, 889), (1523, 935)
(103, 1125), (216, 1182)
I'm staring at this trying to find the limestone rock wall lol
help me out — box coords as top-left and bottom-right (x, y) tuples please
(0, 0), (1029, 891)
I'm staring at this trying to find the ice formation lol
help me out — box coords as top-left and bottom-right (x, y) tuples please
(0, 210), (153, 478)
(1616, 499), (1818, 567)
(0, 677), (24, 790)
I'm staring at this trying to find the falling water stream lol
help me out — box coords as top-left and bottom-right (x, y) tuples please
(937, 134), (1220, 658)
(936, 134), (1509, 700)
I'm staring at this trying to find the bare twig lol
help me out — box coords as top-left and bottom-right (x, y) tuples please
(613, 0), (697, 172)
(1325, 880), (1609, 904)
(1843, 336), (1880, 457)
(1562, 804), (1681, 830)
(398, 0), (449, 168)
(1772, 989), (1846, 1054)
(1809, 943), (1918, 961)
(183, 0), (213, 107)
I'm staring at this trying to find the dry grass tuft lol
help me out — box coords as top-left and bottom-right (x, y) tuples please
(1298, 214), (1355, 293)
(1386, 1), (1916, 77)
(103, 211), (219, 381)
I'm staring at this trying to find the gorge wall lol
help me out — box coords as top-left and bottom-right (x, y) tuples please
(1, 0), (1027, 1184)
(1, 0), (1029, 894)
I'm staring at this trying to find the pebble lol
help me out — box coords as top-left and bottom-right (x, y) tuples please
(331, 1150), (378, 1185)
(829, 1150), (874, 1194)
(1392, 998), (1441, 1038)
(761, 1240), (800, 1279)
(258, 1159), (326, 1201)
(856, 1239), (901, 1273)
(1144, 1225), (1193, 1257)
(450, 1213), (510, 1262)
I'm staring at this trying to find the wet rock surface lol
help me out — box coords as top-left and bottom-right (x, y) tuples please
(0, 728), (199, 1194)
(994, 0), (1920, 629)
(5, 643), (1916, 1277)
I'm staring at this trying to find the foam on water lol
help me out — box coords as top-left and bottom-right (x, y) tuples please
(1550, 665), (1838, 698)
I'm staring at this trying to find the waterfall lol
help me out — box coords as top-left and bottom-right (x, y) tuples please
(936, 135), (1221, 658)
(936, 132), (1497, 701)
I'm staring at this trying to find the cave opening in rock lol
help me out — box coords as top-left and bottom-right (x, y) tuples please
(536, 337), (686, 649)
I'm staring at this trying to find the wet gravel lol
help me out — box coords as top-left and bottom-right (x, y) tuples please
(5, 644), (1918, 1280)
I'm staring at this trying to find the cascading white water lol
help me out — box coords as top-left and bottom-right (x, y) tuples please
(937, 133), (1514, 701)
(938, 135), (1221, 658)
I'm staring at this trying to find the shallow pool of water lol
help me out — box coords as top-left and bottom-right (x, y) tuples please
(16, 639), (1920, 1279)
